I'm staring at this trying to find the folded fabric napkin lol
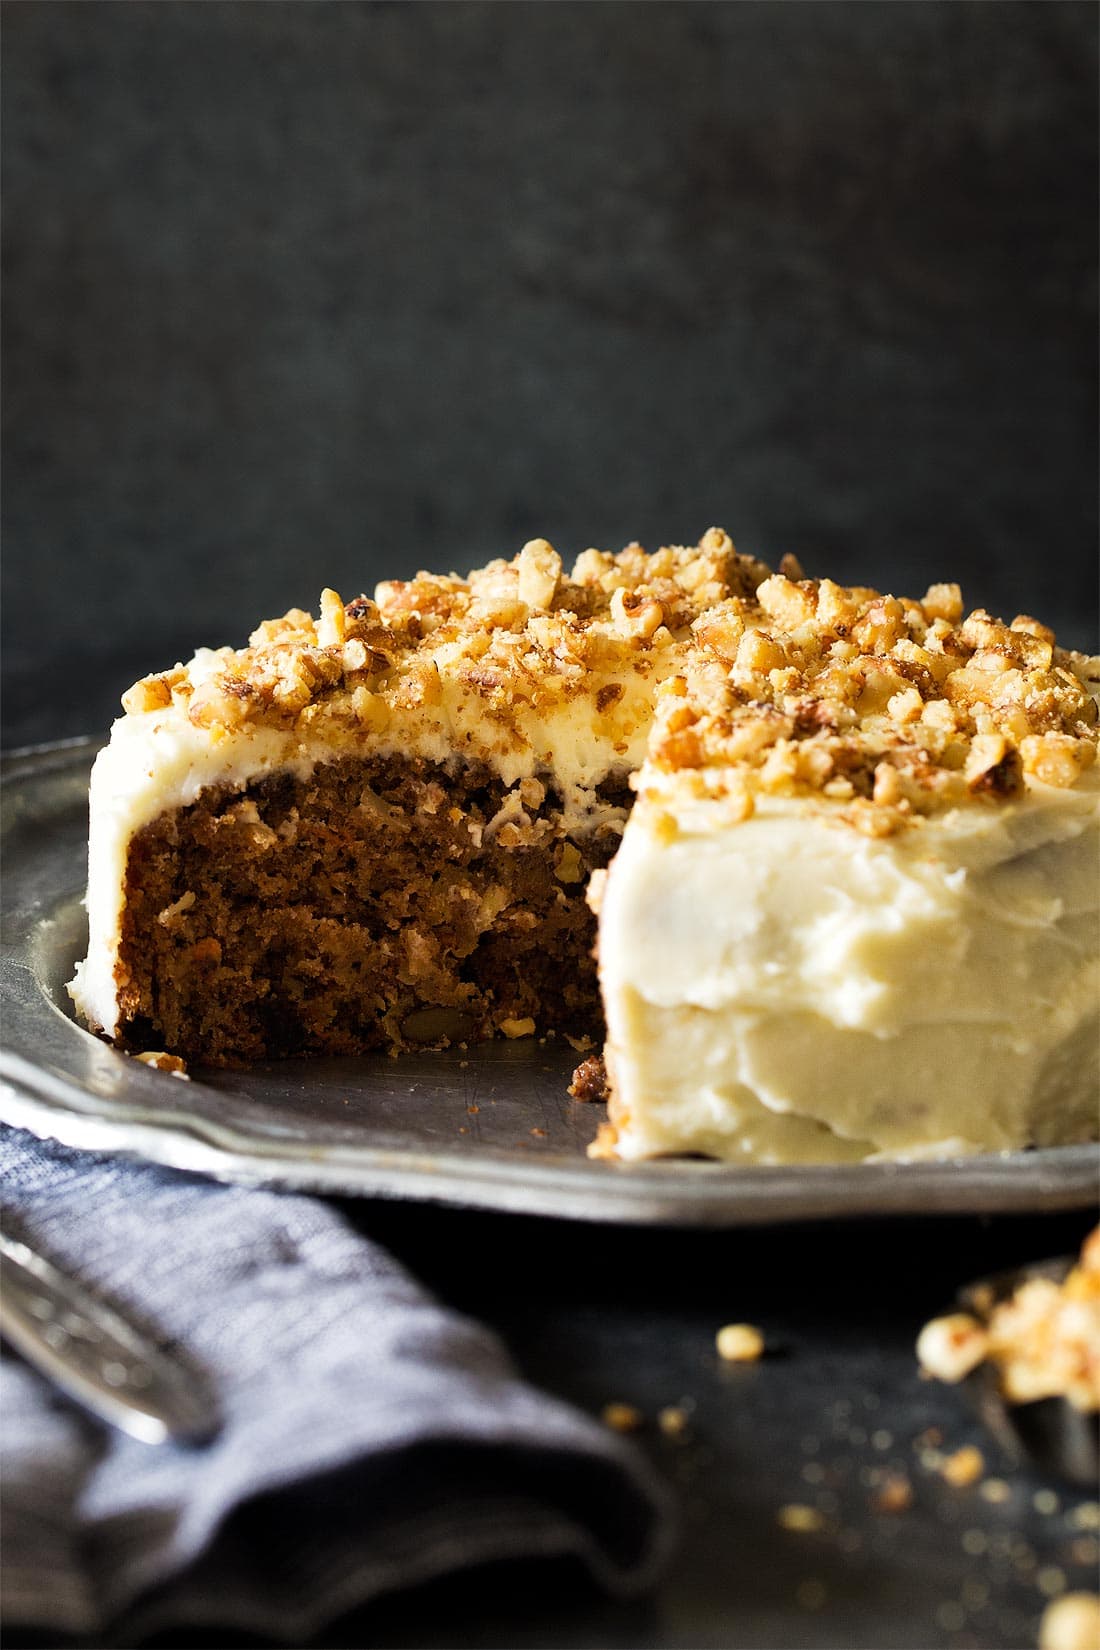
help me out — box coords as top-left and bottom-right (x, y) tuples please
(0, 1126), (674, 1645)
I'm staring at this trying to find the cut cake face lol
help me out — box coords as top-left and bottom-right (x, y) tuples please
(69, 532), (1100, 1163)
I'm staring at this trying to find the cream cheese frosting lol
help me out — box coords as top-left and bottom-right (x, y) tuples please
(597, 775), (1100, 1163)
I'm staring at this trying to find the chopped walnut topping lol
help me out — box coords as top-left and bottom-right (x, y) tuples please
(516, 537), (562, 610)
(116, 533), (1097, 841)
(609, 585), (664, 640)
(317, 587), (347, 647)
(645, 567), (1098, 832)
(1021, 733), (1096, 789)
(122, 675), (174, 715)
(120, 533), (771, 748)
(921, 582), (964, 624)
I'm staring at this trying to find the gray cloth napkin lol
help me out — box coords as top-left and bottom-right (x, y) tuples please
(0, 1126), (674, 1645)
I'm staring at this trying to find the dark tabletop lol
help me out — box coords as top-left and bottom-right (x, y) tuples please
(300, 1204), (1100, 1650)
(9, 1200), (1099, 1650)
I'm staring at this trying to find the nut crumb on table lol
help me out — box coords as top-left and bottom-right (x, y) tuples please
(777, 1504), (826, 1533)
(716, 1323), (765, 1363)
(1039, 1593), (1100, 1650)
(939, 1445), (985, 1487)
(871, 1474), (913, 1514)
(657, 1405), (690, 1439)
(917, 1227), (1100, 1412)
(134, 1050), (189, 1078)
(600, 1401), (644, 1434)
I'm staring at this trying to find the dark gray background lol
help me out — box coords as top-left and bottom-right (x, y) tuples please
(3, 0), (1097, 746)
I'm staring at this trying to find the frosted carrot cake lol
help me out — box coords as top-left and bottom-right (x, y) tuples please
(69, 532), (1100, 1163)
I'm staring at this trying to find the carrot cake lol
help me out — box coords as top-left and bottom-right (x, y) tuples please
(69, 532), (1100, 1163)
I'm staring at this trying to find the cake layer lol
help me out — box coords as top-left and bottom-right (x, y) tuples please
(597, 777), (1100, 1163)
(106, 754), (625, 1063)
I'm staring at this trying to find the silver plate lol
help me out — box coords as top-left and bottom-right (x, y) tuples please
(2, 738), (1097, 1227)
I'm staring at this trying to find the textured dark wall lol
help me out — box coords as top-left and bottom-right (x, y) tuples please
(3, 1), (1097, 744)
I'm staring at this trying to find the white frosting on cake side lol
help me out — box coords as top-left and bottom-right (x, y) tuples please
(598, 774), (1100, 1164)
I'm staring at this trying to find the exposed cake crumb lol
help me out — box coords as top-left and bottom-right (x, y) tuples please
(568, 1054), (609, 1102)
(108, 756), (620, 1063)
(500, 1016), (536, 1039)
(134, 1051), (190, 1078)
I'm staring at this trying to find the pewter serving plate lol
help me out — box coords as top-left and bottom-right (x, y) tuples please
(2, 739), (1097, 1227)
